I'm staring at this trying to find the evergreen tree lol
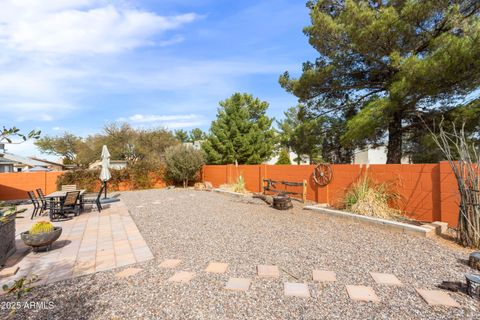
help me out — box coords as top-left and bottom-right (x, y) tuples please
(189, 128), (206, 142)
(277, 105), (324, 164)
(276, 148), (292, 165)
(174, 129), (189, 143)
(202, 93), (276, 164)
(280, 1), (480, 163)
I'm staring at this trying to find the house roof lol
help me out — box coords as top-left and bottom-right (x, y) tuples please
(29, 157), (65, 167)
(0, 157), (16, 165)
(2, 153), (48, 167)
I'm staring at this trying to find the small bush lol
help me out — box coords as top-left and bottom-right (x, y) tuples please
(164, 144), (204, 187)
(343, 176), (401, 220)
(29, 221), (54, 235)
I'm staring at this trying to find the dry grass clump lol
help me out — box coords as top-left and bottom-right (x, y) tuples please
(219, 175), (247, 194)
(343, 176), (402, 220)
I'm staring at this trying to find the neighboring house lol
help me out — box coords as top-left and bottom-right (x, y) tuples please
(0, 158), (16, 173)
(353, 146), (411, 164)
(30, 157), (65, 171)
(265, 150), (309, 165)
(89, 160), (128, 170)
(0, 144), (64, 172)
(183, 141), (203, 150)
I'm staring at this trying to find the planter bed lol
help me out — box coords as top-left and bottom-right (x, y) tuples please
(0, 214), (17, 267)
(304, 205), (435, 237)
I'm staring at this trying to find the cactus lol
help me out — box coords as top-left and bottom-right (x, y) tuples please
(29, 221), (54, 235)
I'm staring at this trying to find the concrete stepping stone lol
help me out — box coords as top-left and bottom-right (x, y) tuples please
(370, 272), (402, 286)
(205, 262), (229, 274)
(346, 285), (380, 302)
(312, 270), (336, 282)
(115, 267), (143, 279)
(416, 289), (460, 307)
(160, 259), (182, 268)
(168, 271), (196, 283)
(257, 265), (280, 278)
(225, 277), (251, 292)
(284, 282), (310, 298)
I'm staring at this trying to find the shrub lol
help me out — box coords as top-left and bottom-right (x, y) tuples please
(343, 176), (401, 220)
(29, 221), (54, 235)
(233, 175), (246, 193)
(276, 149), (292, 165)
(56, 165), (163, 192)
(164, 144), (204, 187)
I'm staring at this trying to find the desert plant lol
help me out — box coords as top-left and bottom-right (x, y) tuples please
(343, 175), (401, 220)
(164, 144), (204, 188)
(29, 221), (54, 235)
(233, 175), (246, 193)
(429, 122), (480, 248)
(2, 275), (39, 298)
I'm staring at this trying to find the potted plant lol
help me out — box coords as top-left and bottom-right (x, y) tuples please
(0, 205), (18, 267)
(21, 221), (62, 252)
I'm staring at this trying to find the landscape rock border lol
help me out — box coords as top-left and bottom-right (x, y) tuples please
(304, 205), (437, 237)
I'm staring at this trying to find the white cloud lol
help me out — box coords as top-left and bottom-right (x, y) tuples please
(119, 113), (205, 129)
(0, 0), (199, 122)
(0, 1), (198, 55)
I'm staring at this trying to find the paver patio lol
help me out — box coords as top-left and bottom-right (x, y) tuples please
(0, 200), (153, 289)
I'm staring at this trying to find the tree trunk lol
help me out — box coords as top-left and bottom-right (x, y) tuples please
(386, 111), (403, 164)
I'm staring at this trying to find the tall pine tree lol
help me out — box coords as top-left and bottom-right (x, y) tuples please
(202, 93), (276, 164)
(281, 1), (480, 163)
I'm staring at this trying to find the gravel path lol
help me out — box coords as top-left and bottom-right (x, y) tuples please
(1, 189), (478, 319)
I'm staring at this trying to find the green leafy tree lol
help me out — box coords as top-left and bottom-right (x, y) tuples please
(280, 0), (480, 163)
(36, 124), (177, 167)
(164, 144), (205, 187)
(35, 133), (83, 165)
(202, 93), (276, 164)
(174, 129), (189, 143)
(276, 149), (292, 165)
(277, 105), (324, 164)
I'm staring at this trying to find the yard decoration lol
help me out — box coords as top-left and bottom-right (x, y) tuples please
(262, 179), (307, 203)
(313, 163), (332, 186)
(21, 221), (62, 252)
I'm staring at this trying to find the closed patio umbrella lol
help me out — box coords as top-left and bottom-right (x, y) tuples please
(99, 145), (111, 199)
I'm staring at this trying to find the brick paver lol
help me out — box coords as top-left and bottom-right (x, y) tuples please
(0, 200), (153, 288)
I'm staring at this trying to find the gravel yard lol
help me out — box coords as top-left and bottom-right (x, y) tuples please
(1, 188), (478, 319)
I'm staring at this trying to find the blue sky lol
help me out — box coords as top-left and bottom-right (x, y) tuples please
(0, 0), (316, 158)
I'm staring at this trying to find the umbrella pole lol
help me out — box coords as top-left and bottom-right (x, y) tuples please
(104, 181), (107, 199)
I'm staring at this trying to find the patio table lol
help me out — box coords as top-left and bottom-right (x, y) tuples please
(45, 190), (86, 219)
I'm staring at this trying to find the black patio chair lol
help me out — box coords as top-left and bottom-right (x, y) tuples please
(83, 184), (104, 212)
(36, 188), (48, 214)
(27, 191), (41, 219)
(50, 191), (80, 221)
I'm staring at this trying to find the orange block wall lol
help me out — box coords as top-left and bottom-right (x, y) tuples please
(203, 163), (461, 227)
